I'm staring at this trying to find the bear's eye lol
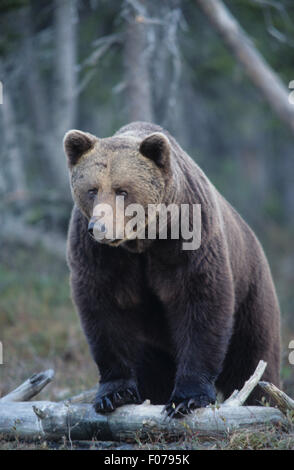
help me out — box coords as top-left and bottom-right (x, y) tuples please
(115, 189), (128, 198)
(88, 188), (98, 197)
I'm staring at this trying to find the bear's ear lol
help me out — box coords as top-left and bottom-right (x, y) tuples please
(139, 133), (170, 168)
(63, 130), (97, 167)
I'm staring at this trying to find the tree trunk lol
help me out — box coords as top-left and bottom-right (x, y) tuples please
(20, 6), (53, 161)
(0, 82), (27, 198)
(53, 0), (78, 191)
(123, 0), (153, 122)
(20, 4), (74, 193)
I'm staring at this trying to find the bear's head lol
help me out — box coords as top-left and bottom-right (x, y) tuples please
(64, 129), (173, 250)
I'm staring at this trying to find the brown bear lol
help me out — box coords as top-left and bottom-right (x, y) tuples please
(64, 121), (280, 418)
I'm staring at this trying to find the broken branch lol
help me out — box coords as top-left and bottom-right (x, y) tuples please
(196, 0), (294, 135)
(223, 360), (267, 407)
(259, 381), (294, 413)
(0, 370), (55, 403)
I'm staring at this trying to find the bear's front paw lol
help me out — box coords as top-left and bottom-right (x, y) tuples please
(93, 379), (142, 414)
(164, 394), (213, 418)
(164, 382), (216, 418)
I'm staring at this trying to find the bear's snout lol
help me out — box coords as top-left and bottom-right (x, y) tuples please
(88, 217), (107, 239)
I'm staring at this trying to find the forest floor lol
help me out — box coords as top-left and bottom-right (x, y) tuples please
(0, 242), (293, 450)
(0, 424), (294, 450)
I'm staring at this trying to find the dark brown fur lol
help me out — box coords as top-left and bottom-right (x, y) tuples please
(65, 121), (280, 417)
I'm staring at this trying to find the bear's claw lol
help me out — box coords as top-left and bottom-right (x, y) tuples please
(164, 394), (213, 418)
(94, 387), (142, 414)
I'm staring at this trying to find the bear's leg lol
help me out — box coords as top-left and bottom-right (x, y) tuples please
(91, 326), (144, 413)
(92, 340), (143, 413)
(163, 277), (234, 418)
(216, 285), (280, 406)
(73, 290), (144, 413)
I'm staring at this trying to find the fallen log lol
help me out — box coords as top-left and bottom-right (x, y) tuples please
(0, 360), (289, 442)
(0, 400), (287, 442)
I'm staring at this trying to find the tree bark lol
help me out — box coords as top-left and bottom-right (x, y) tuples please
(196, 0), (294, 135)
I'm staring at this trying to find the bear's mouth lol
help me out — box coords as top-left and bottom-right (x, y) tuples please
(88, 231), (126, 247)
(88, 220), (148, 248)
(89, 231), (149, 253)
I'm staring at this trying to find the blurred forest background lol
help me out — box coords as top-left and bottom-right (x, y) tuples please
(0, 0), (293, 404)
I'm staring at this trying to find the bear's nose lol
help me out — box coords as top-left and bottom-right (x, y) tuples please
(88, 218), (106, 237)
